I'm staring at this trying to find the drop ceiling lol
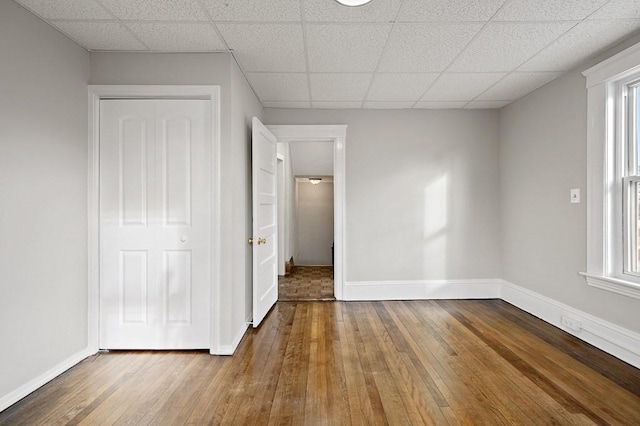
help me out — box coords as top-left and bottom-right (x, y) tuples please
(14, 0), (640, 109)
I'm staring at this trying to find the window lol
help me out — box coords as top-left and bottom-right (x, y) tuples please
(624, 83), (640, 275)
(582, 41), (640, 299)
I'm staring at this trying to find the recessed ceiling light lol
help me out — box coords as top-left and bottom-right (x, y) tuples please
(335, 0), (374, 6)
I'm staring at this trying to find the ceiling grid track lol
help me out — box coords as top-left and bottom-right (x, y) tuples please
(13, 0), (640, 109)
(409, 0), (515, 109)
(468, 0), (619, 105)
(359, 0), (407, 109)
(300, 0), (314, 108)
(92, 0), (152, 50)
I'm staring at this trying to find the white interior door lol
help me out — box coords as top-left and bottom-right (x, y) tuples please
(252, 117), (278, 327)
(99, 99), (211, 349)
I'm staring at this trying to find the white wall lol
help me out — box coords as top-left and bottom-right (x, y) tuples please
(500, 35), (640, 334)
(230, 58), (264, 336)
(90, 52), (262, 351)
(0, 0), (90, 406)
(296, 181), (334, 265)
(290, 141), (334, 176)
(264, 109), (502, 282)
(277, 143), (296, 264)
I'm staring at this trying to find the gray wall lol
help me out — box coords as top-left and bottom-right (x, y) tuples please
(277, 143), (297, 265)
(296, 181), (334, 265)
(90, 52), (263, 348)
(500, 37), (640, 334)
(0, 1), (90, 402)
(264, 109), (502, 282)
(229, 58), (264, 331)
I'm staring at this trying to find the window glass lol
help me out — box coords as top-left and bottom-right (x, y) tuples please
(637, 91), (640, 174)
(627, 86), (640, 274)
(629, 181), (640, 273)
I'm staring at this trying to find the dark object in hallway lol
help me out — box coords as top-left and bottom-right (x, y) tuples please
(285, 257), (294, 275)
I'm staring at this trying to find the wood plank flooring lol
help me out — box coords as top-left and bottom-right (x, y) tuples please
(2, 300), (640, 425)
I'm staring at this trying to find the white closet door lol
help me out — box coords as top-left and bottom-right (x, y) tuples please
(99, 99), (211, 349)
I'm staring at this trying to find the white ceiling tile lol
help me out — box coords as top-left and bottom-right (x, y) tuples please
(590, 0), (640, 19)
(520, 20), (640, 72)
(263, 101), (311, 108)
(492, 0), (607, 21)
(16, 0), (640, 108)
(16, 0), (112, 20)
(421, 73), (505, 102)
(246, 73), (309, 101)
(52, 22), (146, 50)
(366, 73), (439, 101)
(306, 24), (392, 72)
(312, 102), (363, 109)
(98, 0), (207, 21)
(304, 0), (403, 22)
(414, 101), (467, 109)
(378, 23), (483, 72)
(397, 0), (507, 22)
(449, 22), (575, 72)
(363, 101), (415, 109)
(310, 74), (372, 102)
(126, 23), (225, 51)
(201, 0), (300, 21)
(217, 24), (305, 72)
(465, 100), (511, 109)
(477, 72), (561, 101)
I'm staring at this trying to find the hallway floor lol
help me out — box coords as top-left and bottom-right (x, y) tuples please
(278, 265), (334, 301)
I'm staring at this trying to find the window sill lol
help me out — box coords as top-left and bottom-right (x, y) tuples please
(579, 272), (640, 300)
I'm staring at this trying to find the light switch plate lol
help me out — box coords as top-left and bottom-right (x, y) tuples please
(570, 188), (580, 203)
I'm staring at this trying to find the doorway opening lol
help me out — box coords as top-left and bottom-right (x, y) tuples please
(267, 125), (347, 300)
(277, 140), (335, 300)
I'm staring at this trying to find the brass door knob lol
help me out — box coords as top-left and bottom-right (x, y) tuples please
(248, 238), (254, 245)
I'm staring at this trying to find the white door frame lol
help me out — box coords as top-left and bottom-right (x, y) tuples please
(276, 154), (286, 276)
(266, 125), (347, 300)
(87, 85), (222, 354)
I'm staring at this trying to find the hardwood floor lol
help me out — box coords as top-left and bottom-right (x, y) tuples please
(278, 265), (334, 301)
(2, 300), (640, 425)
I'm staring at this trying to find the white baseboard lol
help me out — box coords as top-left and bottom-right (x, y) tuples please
(344, 279), (502, 301)
(344, 278), (640, 368)
(500, 280), (640, 369)
(215, 322), (249, 356)
(0, 347), (94, 412)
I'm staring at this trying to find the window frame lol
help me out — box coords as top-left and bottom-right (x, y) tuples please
(623, 81), (640, 276)
(582, 41), (640, 300)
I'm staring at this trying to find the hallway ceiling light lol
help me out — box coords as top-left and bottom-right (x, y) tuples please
(334, 0), (374, 6)
(309, 177), (322, 185)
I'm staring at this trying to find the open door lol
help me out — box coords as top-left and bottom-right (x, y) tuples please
(252, 117), (278, 327)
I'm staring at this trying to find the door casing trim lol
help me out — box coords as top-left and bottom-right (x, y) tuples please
(87, 85), (222, 354)
(266, 125), (347, 300)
